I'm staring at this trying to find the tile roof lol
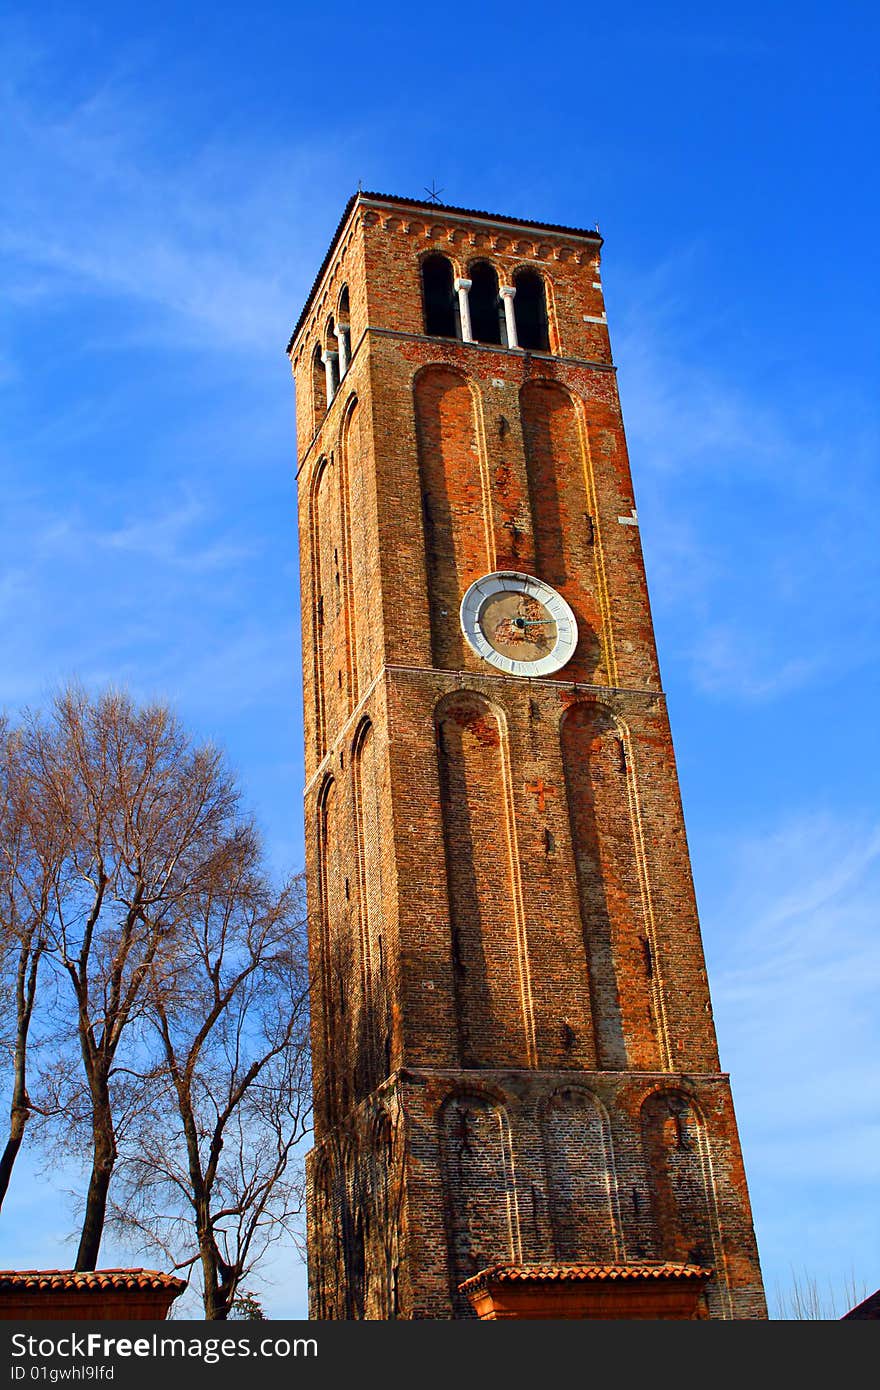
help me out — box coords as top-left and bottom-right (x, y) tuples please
(841, 1288), (880, 1320)
(0, 1269), (186, 1293)
(459, 1261), (713, 1294)
(286, 190), (602, 353)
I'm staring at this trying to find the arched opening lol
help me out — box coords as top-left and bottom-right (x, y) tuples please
(513, 267), (550, 351)
(422, 254), (459, 338)
(312, 342), (327, 425)
(324, 316), (340, 403)
(337, 286), (352, 375)
(469, 261), (504, 345)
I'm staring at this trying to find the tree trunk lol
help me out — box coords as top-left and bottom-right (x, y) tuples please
(0, 1103), (27, 1211)
(200, 1240), (238, 1320)
(0, 938), (40, 1212)
(74, 1091), (116, 1270)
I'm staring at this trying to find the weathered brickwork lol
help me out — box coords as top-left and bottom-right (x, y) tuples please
(303, 1071), (764, 1320)
(289, 192), (767, 1319)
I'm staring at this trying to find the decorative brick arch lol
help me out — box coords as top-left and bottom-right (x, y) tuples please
(351, 716), (391, 1096)
(420, 251), (459, 338)
(340, 394), (379, 691)
(639, 1086), (730, 1314)
(519, 378), (605, 682)
(434, 690), (534, 1069)
(315, 773), (346, 1125)
(512, 264), (553, 352)
(309, 451), (351, 754)
(311, 1150), (339, 1318)
(439, 1089), (520, 1315)
(559, 700), (664, 1070)
(539, 1084), (621, 1262)
(311, 341), (326, 433)
(307, 456), (330, 759)
(413, 365), (491, 668)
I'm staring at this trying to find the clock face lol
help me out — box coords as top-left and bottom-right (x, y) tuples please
(459, 572), (578, 677)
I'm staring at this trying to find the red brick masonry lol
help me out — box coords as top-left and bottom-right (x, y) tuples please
(0, 1270), (186, 1320)
(291, 191), (768, 1319)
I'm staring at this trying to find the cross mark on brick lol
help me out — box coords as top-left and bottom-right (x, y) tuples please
(526, 779), (556, 813)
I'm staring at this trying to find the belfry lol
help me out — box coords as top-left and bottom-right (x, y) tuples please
(287, 192), (766, 1319)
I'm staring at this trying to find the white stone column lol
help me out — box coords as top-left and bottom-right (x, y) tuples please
(500, 285), (518, 348)
(454, 277), (473, 343)
(322, 349), (339, 404)
(337, 324), (350, 378)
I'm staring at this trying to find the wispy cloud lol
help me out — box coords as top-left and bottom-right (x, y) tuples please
(701, 809), (880, 1299)
(707, 812), (880, 1150)
(0, 485), (278, 708)
(0, 42), (350, 357)
(99, 496), (253, 571)
(689, 624), (821, 701)
(0, 35), (316, 727)
(610, 257), (880, 705)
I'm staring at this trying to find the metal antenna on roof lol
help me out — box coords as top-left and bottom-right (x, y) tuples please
(424, 179), (445, 205)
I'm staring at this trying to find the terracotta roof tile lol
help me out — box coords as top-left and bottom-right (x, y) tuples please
(459, 1261), (713, 1295)
(0, 1269), (186, 1293)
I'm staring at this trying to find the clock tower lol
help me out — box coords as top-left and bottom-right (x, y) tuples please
(287, 192), (766, 1320)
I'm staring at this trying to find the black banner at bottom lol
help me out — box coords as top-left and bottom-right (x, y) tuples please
(0, 1318), (850, 1388)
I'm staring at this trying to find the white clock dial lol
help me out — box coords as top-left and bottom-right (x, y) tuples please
(459, 572), (578, 677)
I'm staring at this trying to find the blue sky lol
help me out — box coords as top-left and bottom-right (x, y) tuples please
(1, 2), (878, 1319)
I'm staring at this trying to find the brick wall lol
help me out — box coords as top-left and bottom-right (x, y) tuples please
(289, 194), (766, 1319)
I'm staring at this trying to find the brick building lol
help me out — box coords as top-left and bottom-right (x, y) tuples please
(287, 192), (767, 1319)
(0, 1270), (185, 1320)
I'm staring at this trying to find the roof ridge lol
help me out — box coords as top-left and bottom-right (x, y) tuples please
(0, 1268), (186, 1290)
(458, 1260), (714, 1292)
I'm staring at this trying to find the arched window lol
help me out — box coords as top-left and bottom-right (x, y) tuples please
(513, 268), (550, 351)
(469, 261), (504, 345)
(422, 254), (459, 338)
(312, 342), (327, 423)
(323, 318), (340, 406)
(337, 286), (352, 375)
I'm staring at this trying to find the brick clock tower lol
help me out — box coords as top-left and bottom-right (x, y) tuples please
(287, 192), (766, 1320)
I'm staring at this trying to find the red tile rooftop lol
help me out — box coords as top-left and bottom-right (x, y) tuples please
(0, 1270), (186, 1292)
(459, 1261), (713, 1293)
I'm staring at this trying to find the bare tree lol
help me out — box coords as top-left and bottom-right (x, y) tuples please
(0, 719), (59, 1209)
(774, 1269), (870, 1320)
(112, 864), (311, 1319)
(0, 685), (311, 1303)
(21, 686), (249, 1270)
